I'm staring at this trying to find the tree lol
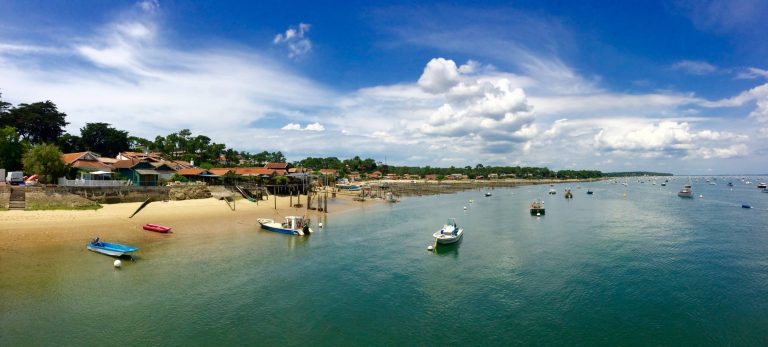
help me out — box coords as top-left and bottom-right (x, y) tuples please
(80, 123), (130, 157)
(57, 133), (84, 153)
(0, 126), (24, 170)
(0, 101), (68, 144)
(22, 143), (67, 184)
(0, 93), (11, 117)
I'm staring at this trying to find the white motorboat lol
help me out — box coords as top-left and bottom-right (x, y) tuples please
(432, 218), (463, 244)
(257, 216), (312, 236)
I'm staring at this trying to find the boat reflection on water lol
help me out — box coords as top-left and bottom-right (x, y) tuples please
(434, 238), (461, 257)
(287, 233), (310, 250)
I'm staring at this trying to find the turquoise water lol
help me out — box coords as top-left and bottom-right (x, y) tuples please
(2, 179), (768, 345)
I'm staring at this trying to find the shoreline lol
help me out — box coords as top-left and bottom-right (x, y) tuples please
(0, 179), (593, 249)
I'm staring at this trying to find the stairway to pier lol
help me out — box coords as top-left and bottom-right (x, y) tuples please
(9, 186), (25, 210)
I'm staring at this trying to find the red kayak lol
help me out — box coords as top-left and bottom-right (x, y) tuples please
(143, 223), (172, 233)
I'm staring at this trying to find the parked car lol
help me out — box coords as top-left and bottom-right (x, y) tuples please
(6, 171), (23, 185)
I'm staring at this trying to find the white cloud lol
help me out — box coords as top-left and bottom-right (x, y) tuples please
(273, 23), (312, 58)
(671, 60), (717, 75)
(417, 58), (460, 93)
(736, 67), (768, 80)
(282, 122), (325, 132)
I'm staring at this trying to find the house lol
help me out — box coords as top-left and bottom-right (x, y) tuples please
(117, 151), (164, 162)
(348, 171), (361, 181)
(61, 151), (113, 172)
(265, 162), (289, 174)
(233, 167), (276, 178)
(151, 162), (177, 181)
(425, 174), (438, 181)
(113, 160), (163, 186)
(369, 171), (382, 179)
(319, 169), (337, 176)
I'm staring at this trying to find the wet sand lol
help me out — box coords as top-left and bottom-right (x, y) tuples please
(0, 195), (379, 251)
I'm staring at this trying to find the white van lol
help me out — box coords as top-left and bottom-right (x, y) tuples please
(6, 171), (23, 185)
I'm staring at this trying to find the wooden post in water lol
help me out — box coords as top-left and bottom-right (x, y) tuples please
(274, 190), (277, 209)
(289, 190), (293, 207)
(324, 190), (328, 213)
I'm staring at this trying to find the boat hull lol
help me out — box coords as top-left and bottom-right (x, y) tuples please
(86, 242), (138, 257)
(143, 224), (171, 233)
(433, 228), (463, 244)
(530, 208), (545, 215)
(258, 219), (312, 236)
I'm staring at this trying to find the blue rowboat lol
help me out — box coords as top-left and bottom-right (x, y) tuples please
(86, 238), (139, 257)
(257, 216), (312, 236)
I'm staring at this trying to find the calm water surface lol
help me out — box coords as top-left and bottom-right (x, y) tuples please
(2, 178), (767, 346)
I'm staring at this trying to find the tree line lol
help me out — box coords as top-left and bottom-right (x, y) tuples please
(1, 93), (604, 183)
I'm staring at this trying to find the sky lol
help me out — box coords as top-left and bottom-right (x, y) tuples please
(1, 0), (767, 174)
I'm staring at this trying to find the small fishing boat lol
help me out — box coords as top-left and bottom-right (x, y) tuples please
(336, 184), (361, 191)
(586, 190), (594, 195)
(757, 183), (767, 189)
(742, 204), (753, 209)
(257, 216), (312, 236)
(432, 218), (463, 244)
(530, 200), (545, 215)
(727, 182), (733, 187)
(548, 188), (556, 195)
(678, 184), (693, 198)
(564, 188), (573, 199)
(86, 237), (138, 257)
(661, 182), (667, 186)
(142, 223), (171, 233)
(484, 192), (492, 197)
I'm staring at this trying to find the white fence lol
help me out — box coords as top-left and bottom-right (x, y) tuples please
(58, 178), (130, 187)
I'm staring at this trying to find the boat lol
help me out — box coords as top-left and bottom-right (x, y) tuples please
(742, 204), (753, 209)
(661, 182), (667, 186)
(758, 183), (767, 189)
(86, 237), (138, 257)
(336, 184), (361, 191)
(564, 188), (573, 199)
(384, 192), (400, 203)
(586, 190), (594, 195)
(257, 216), (312, 236)
(484, 192), (492, 197)
(678, 184), (694, 198)
(530, 200), (545, 215)
(727, 182), (733, 187)
(548, 188), (556, 195)
(432, 218), (463, 244)
(142, 223), (171, 233)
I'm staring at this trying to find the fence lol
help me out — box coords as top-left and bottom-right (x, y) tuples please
(57, 178), (130, 187)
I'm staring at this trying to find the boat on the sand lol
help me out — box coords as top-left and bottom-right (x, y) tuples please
(143, 223), (172, 233)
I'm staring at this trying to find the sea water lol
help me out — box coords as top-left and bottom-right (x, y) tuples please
(2, 178), (767, 345)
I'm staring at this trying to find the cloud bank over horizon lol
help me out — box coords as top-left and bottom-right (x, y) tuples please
(0, 0), (767, 174)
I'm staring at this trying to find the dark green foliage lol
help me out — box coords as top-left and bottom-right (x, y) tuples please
(603, 171), (673, 177)
(57, 133), (84, 153)
(0, 101), (68, 144)
(80, 122), (130, 157)
(0, 126), (23, 170)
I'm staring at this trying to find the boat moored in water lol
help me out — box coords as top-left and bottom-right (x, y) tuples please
(678, 184), (694, 198)
(432, 218), (463, 244)
(564, 188), (573, 199)
(530, 200), (545, 215)
(86, 238), (139, 257)
(257, 216), (312, 236)
(548, 188), (556, 195)
(758, 183), (767, 189)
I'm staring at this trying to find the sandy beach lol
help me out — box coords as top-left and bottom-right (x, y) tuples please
(0, 194), (377, 251)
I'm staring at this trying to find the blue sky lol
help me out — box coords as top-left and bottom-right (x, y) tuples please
(1, 0), (767, 174)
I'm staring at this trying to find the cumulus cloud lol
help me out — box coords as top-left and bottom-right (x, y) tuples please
(671, 60), (717, 75)
(273, 23), (312, 58)
(282, 122), (325, 131)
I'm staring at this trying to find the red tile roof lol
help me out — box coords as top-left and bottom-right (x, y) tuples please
(265, 162), (289, 170)
(177, 168), (205, 175)
(112, 159), (140, 169)
(233, 168), (275, 176)
(207, 168), (232, 176)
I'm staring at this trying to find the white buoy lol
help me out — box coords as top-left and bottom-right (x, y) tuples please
(113, 259), (122, 268)
(463, 206), (467, 210)
(427, 245), (434, 251)
(319, 222), (323, 228)
(699, 194), (704, 198)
